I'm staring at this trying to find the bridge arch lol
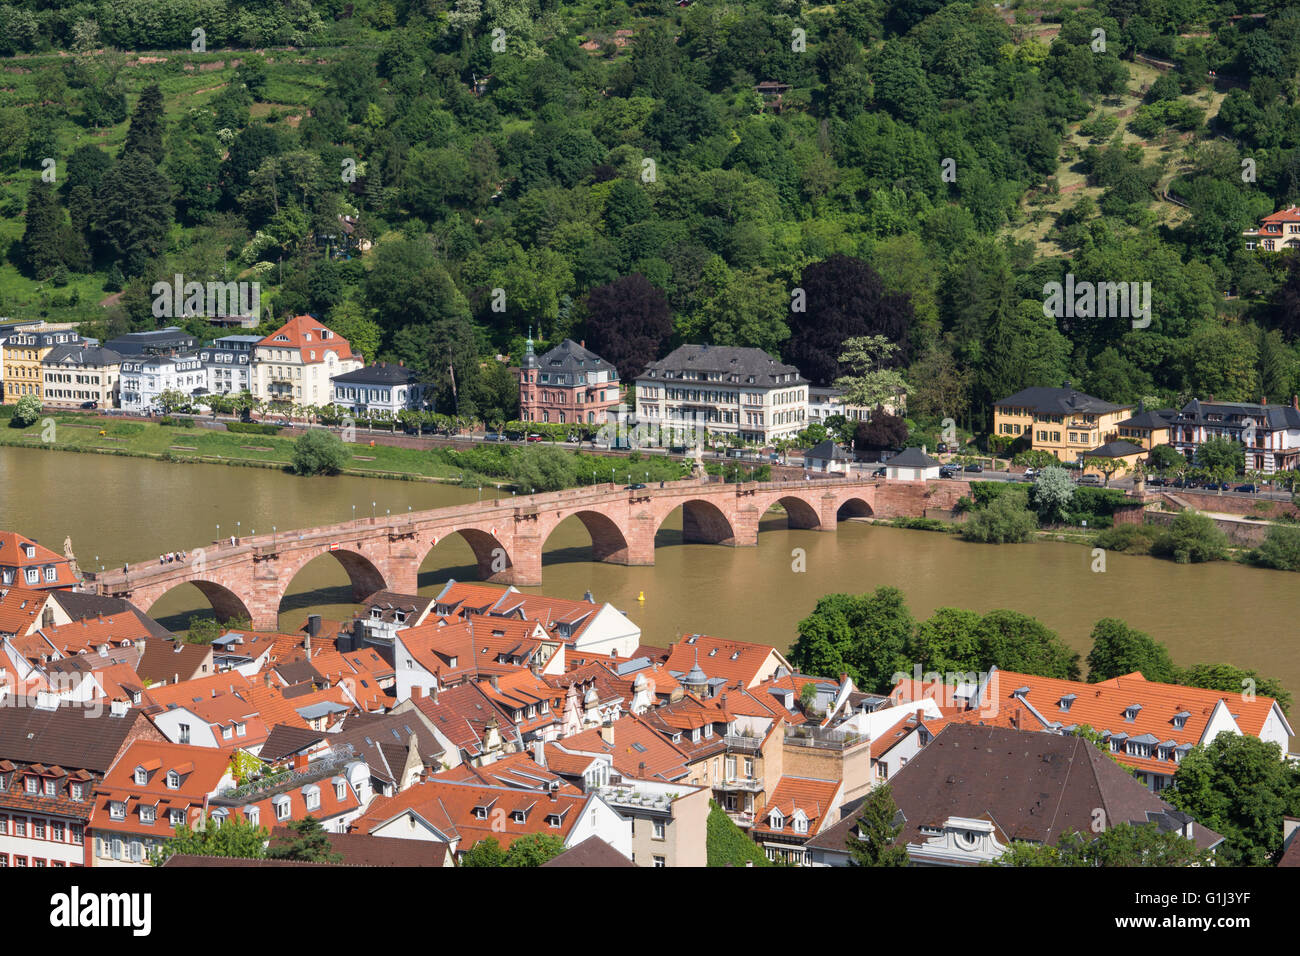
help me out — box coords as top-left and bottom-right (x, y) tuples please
(542, 509), (632, 565)
(836, 497), (875, 520)
(755, 493), (823, 531)
(421, 527), (514, 583)
(144, 579), (254, 626)
(278, 547), (390, 605)
(654, 498), (738, 546)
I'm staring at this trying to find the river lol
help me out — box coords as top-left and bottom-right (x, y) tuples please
(3, 445), (1297, 698)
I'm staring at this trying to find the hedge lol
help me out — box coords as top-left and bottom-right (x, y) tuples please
(226, 422), (282, 435)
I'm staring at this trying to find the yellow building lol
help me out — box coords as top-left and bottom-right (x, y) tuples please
(42, 344), (122, 409)
(2, 329), (80, 405)
(1114, 406), (1174, 451)
(993, 385), (1131, 463)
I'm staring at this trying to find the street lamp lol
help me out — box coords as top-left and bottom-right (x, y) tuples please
(372, 501), (376, 519)
(352, 504), (356, 522)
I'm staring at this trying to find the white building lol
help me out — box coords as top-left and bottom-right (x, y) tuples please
(635, 345), (809, 445)
(805, 438), (853, 474)
(118, 353), (206, 413)
(251, 315), (363, 408)
(330, 362), (430, 418)
(883, 447), (941, 481)
(198, 335), (259, 397)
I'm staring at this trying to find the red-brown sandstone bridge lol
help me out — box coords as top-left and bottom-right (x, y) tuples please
(85, 477), (965, 630)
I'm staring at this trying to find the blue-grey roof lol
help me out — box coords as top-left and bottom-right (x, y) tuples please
(885, 447), (940, 468)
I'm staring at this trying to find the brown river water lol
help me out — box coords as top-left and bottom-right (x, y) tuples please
(2, 446), (1297, 698)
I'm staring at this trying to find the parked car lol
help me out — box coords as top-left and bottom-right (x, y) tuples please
(1023, 468), (1037, 480)
(939, 465), (961, 479)
(484, 432), (503, 442)
(624, 482), (647, 490)
(963, 463), (984, 473)
(1078, 474), (1102, 485)
(1146, 476), (1168, 486)
(1235, 483), (1258, 493)
(80, 400), (98, 410)
(526, 433), (544, 442)
(1212, 481), (1231, 491)
(871, 466), (887, 477)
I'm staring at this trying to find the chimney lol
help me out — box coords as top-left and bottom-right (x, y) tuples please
(1293, 395), (1298, 411)
(263, 671), (273, 689)
(532, 740), (546, 767)
(599, 722), (615, 746)
(293, 753), (308, 772)
(1013, 707), (1021, 729)
(413, 685), (424, 700)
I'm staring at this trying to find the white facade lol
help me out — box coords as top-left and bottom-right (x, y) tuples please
(0, 810), (87, 867)
(119, 354), (206, 413)
(570, 604), (641, 658)
(198, 336), (258, 397)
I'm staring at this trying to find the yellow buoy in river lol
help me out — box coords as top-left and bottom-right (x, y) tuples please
(637, 590), (645, 603)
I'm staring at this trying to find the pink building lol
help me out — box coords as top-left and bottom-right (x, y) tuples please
(517, 337), (620, 426)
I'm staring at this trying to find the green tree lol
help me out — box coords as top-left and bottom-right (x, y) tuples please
(1247, 525), (1300, 572)
(292, 429), (349, 476)
(790, 587), (912, 692)
(266, 816), (342, 863)
(459, 837), (507, 867)
(1085, 618), (1179, 683)
(151, 816), (269, 866)
(905, 607), (983, 675)
(1029, 466), (1074, 524)
(123, 84), (166, 165)
(1165, 733), (1300, 866)
(502, 833), (566, 866)
(1176, 663), (1292, 715)
(98, 152), (174, 276)
(1150, 510), (1228, 564)
(10, 394), (42, 428)
(833, 335), (910, 410)
(21, 181), (64, 280)
(1197, 436), (1245, 484)
(996, 824), (1212, 867)
(960, 493), (1037, 544)
(847, 783), (909, 866)
(976, 609), (1081, 679)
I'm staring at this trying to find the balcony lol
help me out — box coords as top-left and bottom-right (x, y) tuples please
(716, 776), (764, 793)
(724, 734), (762, 753)
(784, 725), (864, 751)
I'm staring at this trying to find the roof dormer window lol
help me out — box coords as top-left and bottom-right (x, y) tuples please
(474, 806), (488, 820)
(769, 811), (783, 830)
(1124, 704), (1142, 722)
(134, 767), (148, 785)
(1059, 694), (1076, 712)
(1173, 711), (1189, 730)
(547, 814), (562, 828)
(512, 809), (526, 824)
(166, 771), (180, 790)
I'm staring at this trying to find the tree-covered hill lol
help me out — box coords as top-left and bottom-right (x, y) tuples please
(2, 0), (1299, 432)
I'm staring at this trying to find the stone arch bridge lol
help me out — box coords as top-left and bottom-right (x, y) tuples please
(86, 477), (959, 631)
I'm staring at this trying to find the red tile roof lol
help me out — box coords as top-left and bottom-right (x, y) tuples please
(257, 315), (359, 364)
(750, 775), (843, 839)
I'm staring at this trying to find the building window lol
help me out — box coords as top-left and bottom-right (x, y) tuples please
(652, 820), (665, 841)
(44, 779), (55, 796)
(167, 771), (180, 790)
(653, 856), (666, 867)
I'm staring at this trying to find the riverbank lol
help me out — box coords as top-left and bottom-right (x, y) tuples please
(0, 413), (690, 489)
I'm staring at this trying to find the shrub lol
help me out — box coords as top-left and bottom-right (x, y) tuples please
(226, 421), (282, 435)
(960, 494), (1037, 543)
(9, 394), (41, 428)
(292, 428), (348, 476)
(1246, 525), (1300, 571)
(1151, 510), (1228, 564)
(890, 516), (950, 531)
(158, 416), (195, 428)
(707, 804), (772, 867)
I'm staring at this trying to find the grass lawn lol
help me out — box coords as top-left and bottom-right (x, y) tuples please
(0, 414), (690, 488)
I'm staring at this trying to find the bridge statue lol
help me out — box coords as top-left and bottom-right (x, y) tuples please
(63, 536), (80, 579)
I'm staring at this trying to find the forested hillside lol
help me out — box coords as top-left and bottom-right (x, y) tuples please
(2, 0), (1299, 435)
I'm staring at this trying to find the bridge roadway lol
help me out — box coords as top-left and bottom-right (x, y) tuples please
(86, 476), (953, 631)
